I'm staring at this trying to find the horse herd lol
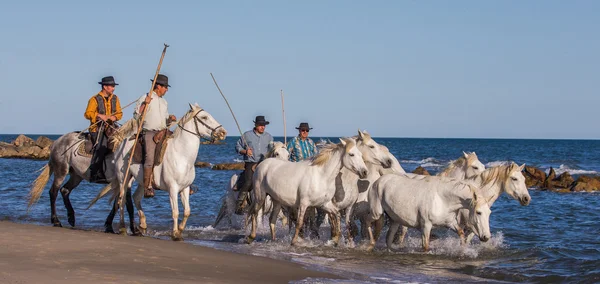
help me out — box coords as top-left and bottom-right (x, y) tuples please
(27, 104), (531, 252)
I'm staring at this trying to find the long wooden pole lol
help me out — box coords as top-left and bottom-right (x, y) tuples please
(210, 73), (248, 149)
(121, 43), (169, 198)
(281, 89), (287, 145)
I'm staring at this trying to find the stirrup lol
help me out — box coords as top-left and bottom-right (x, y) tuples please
(144, 187), (155, 198)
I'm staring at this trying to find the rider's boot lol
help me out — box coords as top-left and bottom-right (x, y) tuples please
(143, 166), (155, 198)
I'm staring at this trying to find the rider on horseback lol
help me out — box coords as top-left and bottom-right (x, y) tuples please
(234, 115), (273, 214)
(84, 76), (123, 183)
(133, 74), (177, 198)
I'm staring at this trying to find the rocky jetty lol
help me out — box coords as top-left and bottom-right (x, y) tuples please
(412, 166), (430, 175)
(0, 135), (52, 160)
(211, 162), (244, 170)
(521, 166), (598, 192)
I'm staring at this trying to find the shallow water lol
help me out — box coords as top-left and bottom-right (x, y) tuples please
(2, 135), (599, 283)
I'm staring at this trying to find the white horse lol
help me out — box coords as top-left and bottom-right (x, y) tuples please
(109, 103), (227, 240)
(393, 151), (486, 244)
(366, 173), (492, 252)
(213, 141), (290, 229)
(438, 152), (486, 179)
(458, 162), (530, 243)
(248, 138), (369, 246)
(317, 130), (402, 245)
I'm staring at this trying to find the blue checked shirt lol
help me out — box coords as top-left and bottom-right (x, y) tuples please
(235, 130), (273, 163)
(286, 136), (318, 162)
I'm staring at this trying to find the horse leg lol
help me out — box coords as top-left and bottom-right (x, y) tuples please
(465, 232), (475, 244)
(178, 186), (191, 233)
(343, 207), (357, 247)
(104, 196), (118, 234)
(373, 215), (385, 242)
(394, 226), (408, 246)
(386, 221), (400, 250)
(133, 184), (147, 234)
(49, 168), (68, 227)
(321, 202), (340, 246)
(421, 222), (433, 252)
(365, 219), (376, 252)
(291, 205), (308, 246)
(60, 175), (83, 227)
(125, 187), (141, 236)
(169, 189), (183, 241)
(269, 202), (282, 241)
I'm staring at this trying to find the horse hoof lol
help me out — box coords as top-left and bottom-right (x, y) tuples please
(53, 223), (62, 228)
(104, 228), (116, 234)
(138, 226), (147, 235)
(171, 235), (184, 241)
(132, 228), (143, 236)
(68, 216), (75, 227)
(245, 236), (255, 244)
(119, 228), (127, 235)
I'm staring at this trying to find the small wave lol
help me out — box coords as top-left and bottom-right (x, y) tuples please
(486, 161), (511, 168)
(548, 165), (598, 176)
(233, 158), (244, 163)
(421, 162), (445, 168)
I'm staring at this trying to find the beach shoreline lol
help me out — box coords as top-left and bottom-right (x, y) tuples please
(0, 221), (342, 284)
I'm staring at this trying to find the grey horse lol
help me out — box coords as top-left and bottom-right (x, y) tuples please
(28, 128), (137, 234)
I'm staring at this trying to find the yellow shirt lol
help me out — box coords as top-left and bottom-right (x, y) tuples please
(84, 92), (123, 132)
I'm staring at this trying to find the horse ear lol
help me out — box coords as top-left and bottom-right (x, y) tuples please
(189, 103), (194, 110)
(357, 129), (364, 139)
(463, 151), (469, 159)
(519, 163), (526, 171)
(339, 138), (347, 146)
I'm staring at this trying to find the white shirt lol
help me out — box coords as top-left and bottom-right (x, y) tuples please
(134, 92), (169, 131)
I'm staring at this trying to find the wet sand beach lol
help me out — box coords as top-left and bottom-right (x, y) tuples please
(0, 221), (341, 284)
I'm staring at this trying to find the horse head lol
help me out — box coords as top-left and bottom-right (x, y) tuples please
(503, 162), (530, 206)
(356, 129), (392, 169)
(463, 151), (486, 179)
(266, 141), (289, 160)
(180, 103), (227, 141)
(469, 189), (492, 242)
(340, 137), (369, 179)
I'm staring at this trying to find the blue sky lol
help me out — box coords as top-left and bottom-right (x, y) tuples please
(1, 1), (598, 139)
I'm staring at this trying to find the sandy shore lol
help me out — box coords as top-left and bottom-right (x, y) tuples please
(0, 221), (342, 284)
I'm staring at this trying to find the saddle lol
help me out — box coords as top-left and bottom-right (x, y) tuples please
(77, 133), (94, 157)
(132, 129), (173, 166)
(77, 125), (120, 157)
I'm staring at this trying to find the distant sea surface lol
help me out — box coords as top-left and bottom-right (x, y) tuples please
(1, 134), (599, 283)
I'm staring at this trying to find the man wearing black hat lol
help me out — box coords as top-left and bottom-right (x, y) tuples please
(84, 76), (123, 183)
(234, 115), (274, 214)
(286, 122), (318, 162)
(133, 74), (177, 198)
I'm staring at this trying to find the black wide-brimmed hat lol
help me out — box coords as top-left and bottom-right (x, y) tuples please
(253, 115), (270, 126)
(98, 76), (119, 86)
(296, 122), (313, 131)
(151, 74), (171, 87)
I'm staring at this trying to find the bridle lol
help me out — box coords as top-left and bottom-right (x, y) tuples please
(177, 108), (223, 139)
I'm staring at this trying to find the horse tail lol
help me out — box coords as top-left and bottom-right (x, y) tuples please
(86, 183), (114, 210)
(27, 164), (52, 210)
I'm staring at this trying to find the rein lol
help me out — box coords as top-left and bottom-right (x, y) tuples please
(177, 108), (223, 138)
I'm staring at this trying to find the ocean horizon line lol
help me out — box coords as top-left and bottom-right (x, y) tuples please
(1, 133), (599, 142)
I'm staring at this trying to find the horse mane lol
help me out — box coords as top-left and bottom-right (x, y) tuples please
(266, 141), (286, 158)
(110, 118), (139, 149)
(310, 138), (354, 166)
(469, 162), (520, 189)
(439, 152), (478, 177)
